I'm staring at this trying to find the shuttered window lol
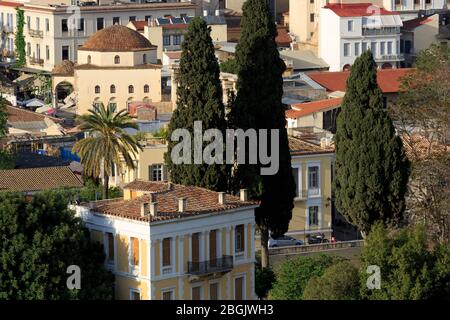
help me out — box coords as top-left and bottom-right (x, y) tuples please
(107, 232), (114, 262)
(209, 230), (217, 260)
(192, 286), (201, 300)
(163, 237), (171, 266)
(192, 232), (200, 263)
(210, 283), (219, 300)
(235, 277), (244, 300)
(235, 225), (245, 253)
(131, 237), (139, 266)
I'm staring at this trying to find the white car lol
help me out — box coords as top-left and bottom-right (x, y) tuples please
(269, 236), (303, 248)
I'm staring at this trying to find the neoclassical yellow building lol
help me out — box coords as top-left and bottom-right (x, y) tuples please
(74, 180), (257, 300)
(52, 25), (162, 115)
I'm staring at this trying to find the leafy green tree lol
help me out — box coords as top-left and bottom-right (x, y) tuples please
(303, 260), (360, 300)
(220, 58), (239, 74)
(165, 17), (229, 191)
(255, 267), (276, 299)
(230, 0), (296, 268)
(14, 8), (26, 68)
(73, 103), (141, 199)
(269, 254), (343, 300)
(0, 191), (114, 299)
(334, 51), (409, 236)
(0, 96), (7, 138)
(359, 223), (441, 300)
(390, 44), (450, 245)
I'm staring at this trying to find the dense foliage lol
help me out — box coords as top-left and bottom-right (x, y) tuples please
(220, 58), (239, 74)
(165, 17), (229, 191)
(14, 8), (26, 68)
(0, 191), (114, 299)
(334, 51), (409, 236)
(230, 0), (295, 268)
(73, 103), (141, 199)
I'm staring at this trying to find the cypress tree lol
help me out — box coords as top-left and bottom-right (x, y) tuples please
(334, 51), (409, 236)
(165, 17), (229, 191)
(230, 0), (296, 267)
(14, 8), (26, 68)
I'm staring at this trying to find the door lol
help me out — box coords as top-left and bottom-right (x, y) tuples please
(192, 232), (200, 272)
(234, 277), (244, 300)
(209, 230), (217, 267)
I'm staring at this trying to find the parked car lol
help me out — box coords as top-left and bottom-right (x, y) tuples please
(307, 233), (329, 245)
(269, 235), (303, 248)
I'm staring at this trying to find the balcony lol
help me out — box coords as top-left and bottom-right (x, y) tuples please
(362, 27), (400, 36)
(374, 54), (404, 62)
(29, 57), (44, 66)
(1, 25), (14, 34)
(29, 29), (44, 38)
(187, 255), (233, 276)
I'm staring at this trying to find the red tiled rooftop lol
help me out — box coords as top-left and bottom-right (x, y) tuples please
(402, 16), (433, 31)
(289, 136), (334, 156)
(286, 98), (343, 119)
(88, 180), (258, 223)
(165, 51), (182, 59)
(6, 106), (63, 123)
(324, 3), (397, 17)
(306, 68), (413, 93)
(130, 20), (148, 32)
(276, 27), (292, 47)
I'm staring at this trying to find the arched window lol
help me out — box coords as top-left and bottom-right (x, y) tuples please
(114, 55), (120, 64)
(143, 54), (147, 64)
(144, 84), (149, 93)
(87, 55), (91, 64)
(128, 85), (134, 94)
(110, 85), (116, 94)
(94, 85), (100, 94)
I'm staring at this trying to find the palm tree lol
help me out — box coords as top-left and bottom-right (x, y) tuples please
(73, 103), (142, 199)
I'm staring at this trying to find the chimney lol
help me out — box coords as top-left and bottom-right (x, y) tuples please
(178, 197), (186, 213)
(240, 189), (248, 202)
(140, 202), (149, 217)
(150, 202), (157, 217)
(203, 9), (208, 17)
(218, 192), (226, 205)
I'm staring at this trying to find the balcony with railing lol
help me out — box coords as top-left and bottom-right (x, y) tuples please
(29, 29), (44, 38)
(187, 255), (233, 276)
(362, 27), (400, 36)
(29, 56), (44, 66)
(1, 25), (14, 34)
(374, 54), (404, 62)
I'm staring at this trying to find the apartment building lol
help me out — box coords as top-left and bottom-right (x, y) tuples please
(382, 0), (450, 20)
(52, 24), (162, 115)
(319, 3), (403, 71)
(0, 0), (197, 71)
(142, 13), (227, 60)
(74, 180), (257, 300)
(288, 135), (335, 240)
(0, 1), (20, 62)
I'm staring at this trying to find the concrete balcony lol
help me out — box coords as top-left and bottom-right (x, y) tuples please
(29, 29), (44, 38)
(362, 27), (400, 36)
(1, 25), (14, 34)
(187, 255), (233, 276)
(375, 54), (404, 62)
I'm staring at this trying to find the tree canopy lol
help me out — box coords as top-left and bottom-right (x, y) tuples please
(0, 191), (114, 299)
(334, 50), (409, 235)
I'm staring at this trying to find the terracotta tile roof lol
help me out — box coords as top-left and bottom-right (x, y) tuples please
(130, 20), (148, 32)
(161, 23), (189, 30)
(52, 60), (75, 76)
(6, 106), (62, 123)
(0, 166), (83, 192)
(164, 51), (182, 59)
(80, 25), (154, 52)
(402, 16), (433, 31)
(306, 68), (413, 93)
(286, 98), (343, 119)
(324, 3), (397, 17)
(289, 136), (334, 156)
(88, 180), (258, 223)
(276, 26), (292, 47)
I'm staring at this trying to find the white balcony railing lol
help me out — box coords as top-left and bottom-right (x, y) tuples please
(374, 54), (404, 62)
(29, 29), (44, 38)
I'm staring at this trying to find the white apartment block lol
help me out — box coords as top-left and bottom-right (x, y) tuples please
(0, 0), (197, 72)
(319, 3), (403, 71)
(382, 0), (450, 20)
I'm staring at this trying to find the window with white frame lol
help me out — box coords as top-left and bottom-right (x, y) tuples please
(235, 224), (245, 259)
(370, 42), (377, 56)
(105, 232), (115, 265)
(380, 41), (386, 55)
(149, 164), (164, 181)
(162, 289), (174, 300)
(234, 276), (245, 300)
(308, 206), (319, 226)
(129, 237), (140, 271)
(162, 237), (173, 274)
(292, 166), (301, 198)
(344, 43), (350, 57)
(387, 41), (393, 54)
(362, 42), (368, 52)
(347, 20), (353, 32)
(173, 34), (182, 45)
(308, 166), (320, 190)
(163, 35), (171, 46)
(130, 289), (140, 300)
(354, 43), (360, 56)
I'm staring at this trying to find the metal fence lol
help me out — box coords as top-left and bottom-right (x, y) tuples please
(269, 240), (364, 256)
